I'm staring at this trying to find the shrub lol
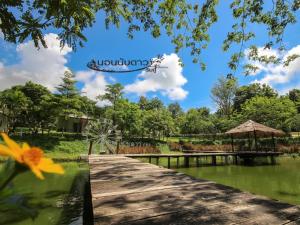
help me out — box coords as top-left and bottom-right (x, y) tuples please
(118, 146), (160, 154)
(181, 142), (232, 152)
(167, 142), (182, 151)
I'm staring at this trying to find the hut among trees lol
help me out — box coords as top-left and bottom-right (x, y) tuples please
(225, 120), (285, 152)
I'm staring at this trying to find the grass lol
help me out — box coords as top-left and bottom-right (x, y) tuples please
(158, 144), (183, 154)
(0, 134), (89, 160)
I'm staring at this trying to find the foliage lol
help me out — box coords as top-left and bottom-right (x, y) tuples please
(290, 114), (300, 132)
(233, 83), (278, 111)
(118, 146), (160, 154)
(56, 71), (86, 122)
(167, 142), (182, 151)
(211, 76), (238, 117)
(2, 1), (300, 71)
(143, 108), (175, 139)
(1, 78), (300, 152)
(0, 73), (96, 134)
(111, 99), (142, 137)
(0, 88), (30, 131)
(241, 96), (297, 131)
(288, 89), (300, 113)
(168, 102), (183, 119)
(181, 108), (215, 134)
(97, 83), (123, 108)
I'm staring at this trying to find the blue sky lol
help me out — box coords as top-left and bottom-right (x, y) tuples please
(0, 1), (299, 111)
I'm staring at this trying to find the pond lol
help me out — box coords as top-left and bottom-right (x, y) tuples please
(176, 156), (300, 206)
(0, 162), (90, 225)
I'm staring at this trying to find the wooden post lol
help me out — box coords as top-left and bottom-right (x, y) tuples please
(248, 132), (251, 151)
(231, 134), (234, 152)
(176, 157), (179, 168)
(88, 141), (93, 155)
(167, 156), (171, 169)
(156, 157), (159, 165)
(116, 141), (120, 154)
(272, 133), (276, 152)
(254, 130), (258, 151)
(212, 155), (217, 165)
(270, 155), (276, 164)
(234, 155), (238, 164)
(196, 157), (200, 167)
(225, 156), (229, 164)
(184, 156), (189, 167)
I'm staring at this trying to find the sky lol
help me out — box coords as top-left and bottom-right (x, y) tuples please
(0, 1), (300, 111)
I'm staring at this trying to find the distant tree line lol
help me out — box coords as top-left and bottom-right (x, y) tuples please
(0, 72), (300, 137)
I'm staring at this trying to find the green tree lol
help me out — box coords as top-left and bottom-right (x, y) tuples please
(233, 83), (278, 111)
(111, 99), (142, 137)
(211, 76), (238, 118)
(17, 82), (56, 133)
(56, 71), (78, 97)
(98, 83), (124, 126)
(144, 97), (164, 111)
(2, 1), (299, 70)
(144, 109), (175, 139)
(211, 113), (241, 133)
(181, 108), (215, 134)
(290, 114), (300, 132)
(138, 96), (148, 110)
(98, 84), (124, 109)
(241, 96), (297, 131)
(288, 89), (300, 112)
(39, 94), (60, 134)
(56, 71), (83, 133)
(168, 102), (183, 119)
(0, 88), (30, 132)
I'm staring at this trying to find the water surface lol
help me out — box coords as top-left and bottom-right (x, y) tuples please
(0, 162), (89, 225)
(176, 156), (300, 205)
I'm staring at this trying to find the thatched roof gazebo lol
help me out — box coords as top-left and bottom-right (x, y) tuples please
(225, 120), (285, 152)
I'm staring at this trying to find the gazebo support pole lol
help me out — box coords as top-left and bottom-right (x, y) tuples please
(254, 130), (258, 151)
(88, 140), (93, 155)
(272, 133), (276, 152)
(231, 134), (234, 152)
(248, 132), (251, 151)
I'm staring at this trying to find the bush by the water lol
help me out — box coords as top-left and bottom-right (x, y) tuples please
(167, 142), (182, 151)
(181, 142), (232, 152)
(118, 146), (160, 154)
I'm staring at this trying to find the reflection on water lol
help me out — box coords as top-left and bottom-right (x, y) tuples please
(176, 156), (300, 205)
(0, 162), (89, 225)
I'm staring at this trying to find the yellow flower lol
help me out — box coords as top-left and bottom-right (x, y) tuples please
(0, 133), (64, 179)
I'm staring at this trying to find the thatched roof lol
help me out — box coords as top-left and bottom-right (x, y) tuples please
(225, 120), (285, 137)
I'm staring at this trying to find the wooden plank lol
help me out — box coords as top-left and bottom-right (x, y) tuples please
(89, 155), (300, 225)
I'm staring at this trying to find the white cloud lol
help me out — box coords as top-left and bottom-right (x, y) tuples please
(76, 70), (111, 106)
(0, 32), (111, 106)
(0, 33), (71, 91)
(245, 45), (300, 92)
(124, 53), (188, 100)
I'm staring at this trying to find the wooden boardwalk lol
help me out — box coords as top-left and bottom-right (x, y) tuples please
(125, 152), (283, 168)
(89, 155), (300, 225)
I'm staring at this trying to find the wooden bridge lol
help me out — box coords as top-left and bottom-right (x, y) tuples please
(125, 151), (283, 168)
(89, 154), (300, 225)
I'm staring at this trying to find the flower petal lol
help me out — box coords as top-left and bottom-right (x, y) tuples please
(1, 133), (22, 152)
(0, 144), (22, 162)
(38, 158), (65, 175)
(28, 165), (44, 180)
(0, 144), (13, 156)
(22, 143), (30, 151)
